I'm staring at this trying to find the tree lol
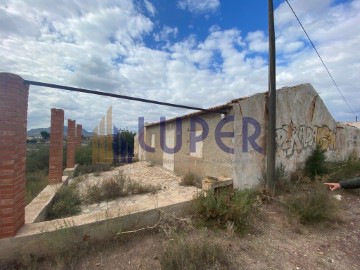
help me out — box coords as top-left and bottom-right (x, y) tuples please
(113, 128), (136, 163)
(40, 131), (50, 140)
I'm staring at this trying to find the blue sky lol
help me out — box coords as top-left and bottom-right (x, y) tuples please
(0, 0), (359, 131)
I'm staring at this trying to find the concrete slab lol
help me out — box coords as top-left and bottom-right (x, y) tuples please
(0, 162), (200, 263)
(25, 175), (70, 223)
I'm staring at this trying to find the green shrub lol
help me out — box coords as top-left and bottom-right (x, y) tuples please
(84, 172), (126, 203)
(47, 185), (82, 220)
(286, 185), (338, 225)
(75, 144), (92, 165)
(74, 164), (112, 177)
(85, 185), (103, 203)
(160, 235), (230, 270)
(192, 189), (258, 234)
(180, 173), (202, 188)
(101, 175), (126, 200)
(26, 170), (48, 205)
(304, 144), (327, 178)
(26, 146), (49, 173)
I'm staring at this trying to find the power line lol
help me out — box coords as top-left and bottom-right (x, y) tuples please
(24, 80), (211, 112)
(285, 0), (357, 121)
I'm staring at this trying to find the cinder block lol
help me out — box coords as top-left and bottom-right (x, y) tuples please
(202, 176), (233, 194)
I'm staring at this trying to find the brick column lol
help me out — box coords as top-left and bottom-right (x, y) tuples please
(76, 124), (82, 149)
(66, 120), (76, 168)
(0, 73), (28, 239)
(48, 109), (64, 184)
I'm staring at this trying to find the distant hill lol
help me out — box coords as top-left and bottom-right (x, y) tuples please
(27, 127), (93, 137)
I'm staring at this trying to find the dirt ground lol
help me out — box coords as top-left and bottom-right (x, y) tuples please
(4, 188), (359, 270)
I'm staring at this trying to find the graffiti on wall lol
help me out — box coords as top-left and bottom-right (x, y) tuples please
(276, 122), (336, 158)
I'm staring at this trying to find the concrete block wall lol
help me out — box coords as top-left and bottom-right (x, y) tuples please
(66, 120), (76, 168)
(48, 109), (64, 184)
(139, 83), (360, 189)
(0, 73), (29, 239)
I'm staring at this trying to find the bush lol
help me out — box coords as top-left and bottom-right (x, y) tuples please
(286, 185), (338, 225)
(75, 144), (92, 165)
(180, 173), (202, 188)
(85, 185), (103, 204)
(160, 235), (230, 270)
(84, 172), (161, 203)
(101, 175), (126, 200)
(26, 146), (49, 173)
(192, 189), (258, 234)
(74, 164), (112, 177)
(304, 144), (327, 178)
(26, 170), (48, 205)
(47, 185), (82, 220)
(127, 181), (161, 195)
(84, 172), (126, 203)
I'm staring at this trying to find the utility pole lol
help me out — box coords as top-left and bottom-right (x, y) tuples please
(266, 0), (276, 194)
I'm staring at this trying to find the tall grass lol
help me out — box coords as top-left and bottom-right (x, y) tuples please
(47, 185), (82, 220)
(84, 172), (161, 204)
(26, 145), (49, 173)
(180, 172), (202, 188)
(160, 235), (230, 270)
(192, 189), (258, 234)
(325, 156), (360, 182)
(26, 145), (50, 204)
(286, 184), (339, 224)
(25, 170), (48, 205)
(74, 164), (112, 177)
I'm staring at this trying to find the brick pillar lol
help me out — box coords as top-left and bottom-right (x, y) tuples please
(76, 124), (82, 149)
(66, 120), (76, 168)
(0, 73), (28, 239)
(48, 109), (64, 184)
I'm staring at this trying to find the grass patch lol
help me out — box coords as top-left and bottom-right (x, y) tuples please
(127, 181), (161, 195)
(192, 189), (258, 234)
(160, 235), (230, 270)
(85, 185), (103, 204)
(180, 172), (202, 188)
(325, 157), (360, 182)
(85, 172), (126, 203)
(285, 184), (339, 225)
(84, 172), (161, 204)
(26, 170), (48, 205)
(74, 164), (112, 177)
(47, 185), (82, 220)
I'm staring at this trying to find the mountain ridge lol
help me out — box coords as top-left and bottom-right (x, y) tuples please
(27, 126), (93, 137)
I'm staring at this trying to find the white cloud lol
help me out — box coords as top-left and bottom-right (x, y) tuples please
(246, 31), (268, 53)
(144, 0), (156, 16)
(154, 26), (178, 42)
(178, 0), (220, 14)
